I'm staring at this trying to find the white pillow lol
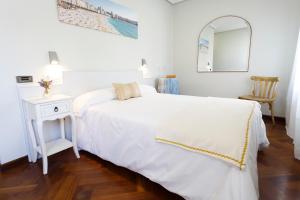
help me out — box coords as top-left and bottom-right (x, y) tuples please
(73, 88), (115, 116)
(73, 85), (156, 116)
(139, 84), (157, 96)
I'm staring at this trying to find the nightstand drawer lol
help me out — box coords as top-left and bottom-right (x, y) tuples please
(40, 102), (70, 118)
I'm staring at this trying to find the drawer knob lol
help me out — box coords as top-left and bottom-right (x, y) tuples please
(54, 107), (59, 112)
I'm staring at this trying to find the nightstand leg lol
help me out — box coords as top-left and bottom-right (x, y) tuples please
(27, 119), (38, 163)
(73, 145), (80, 159)
(42, 156), (48, 175)
(60, 118), (65, 139)
(32, 151), (38, 163)
(70, 115), (80, 159)
(37, 121), (48, 175)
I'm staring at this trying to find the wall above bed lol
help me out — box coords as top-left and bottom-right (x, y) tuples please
(173, 0), (300, 117)
(0, 0), (174, 164)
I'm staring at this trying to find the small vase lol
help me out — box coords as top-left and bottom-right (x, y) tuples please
(43, 87), (51, 98)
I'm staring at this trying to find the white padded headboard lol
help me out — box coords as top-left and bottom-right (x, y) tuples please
(62, 70), (142, 97)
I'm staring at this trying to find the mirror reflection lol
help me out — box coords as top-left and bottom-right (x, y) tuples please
(198, 16), (252, 72)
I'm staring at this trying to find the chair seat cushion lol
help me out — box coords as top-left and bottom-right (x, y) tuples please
(239, 95), (275, 103)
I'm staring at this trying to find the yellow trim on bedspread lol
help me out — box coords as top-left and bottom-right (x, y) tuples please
(156, 103), (256, 170)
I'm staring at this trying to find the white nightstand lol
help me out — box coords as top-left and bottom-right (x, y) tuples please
(23, 94), (80, 175)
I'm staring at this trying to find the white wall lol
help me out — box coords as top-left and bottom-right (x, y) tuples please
(174, 0), (300, 117)
(213, 28), (250, 71)
(0, 0), (174, 164)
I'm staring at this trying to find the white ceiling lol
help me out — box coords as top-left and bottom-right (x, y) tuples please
(167, 0), (186, 4)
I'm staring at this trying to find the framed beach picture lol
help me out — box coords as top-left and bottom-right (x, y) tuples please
(57, 0), (138, 39)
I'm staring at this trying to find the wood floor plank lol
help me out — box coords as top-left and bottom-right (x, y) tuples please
(0, 184), (37, 194)
(53, 175), (77, 200)
(90, 191), (157, 200)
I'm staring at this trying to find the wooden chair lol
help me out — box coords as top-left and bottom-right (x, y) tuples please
(239, 76), (279, 125)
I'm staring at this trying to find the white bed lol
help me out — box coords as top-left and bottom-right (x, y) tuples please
(73, 84), (269, 200)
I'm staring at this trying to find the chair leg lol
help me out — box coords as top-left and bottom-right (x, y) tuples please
(269, 102), (275, 125)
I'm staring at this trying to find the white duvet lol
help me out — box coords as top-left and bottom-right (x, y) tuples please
(76, 94), (269, 200)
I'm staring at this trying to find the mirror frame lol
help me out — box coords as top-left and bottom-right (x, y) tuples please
(197, 15), (252, 73)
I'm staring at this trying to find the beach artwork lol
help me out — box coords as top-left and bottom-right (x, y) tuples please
(57, 0), (138, 39)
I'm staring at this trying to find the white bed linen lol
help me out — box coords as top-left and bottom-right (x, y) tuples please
(156, 96), (256, 169)
(76, 94), (269, 200)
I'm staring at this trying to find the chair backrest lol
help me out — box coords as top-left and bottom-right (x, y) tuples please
(251, 76), (279, 99)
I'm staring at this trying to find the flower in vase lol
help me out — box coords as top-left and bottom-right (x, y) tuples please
(38, 79), (53, 97)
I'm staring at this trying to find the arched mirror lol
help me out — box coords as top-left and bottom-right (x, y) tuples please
(197, 16), (252, 72)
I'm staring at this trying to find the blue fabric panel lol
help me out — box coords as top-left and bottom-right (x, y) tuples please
(163, 78), (179, 95)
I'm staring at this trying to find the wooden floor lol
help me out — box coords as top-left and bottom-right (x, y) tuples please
(1, 118), (300, 200)
(258, 118), (300, 200)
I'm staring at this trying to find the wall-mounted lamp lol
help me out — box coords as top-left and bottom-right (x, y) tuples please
(142, 58), (147, 68)
(44, 51), (63, 84)
(49, 51), (60, 65)
(139, 58), (152, 79)
(139, 58), (147, 71)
